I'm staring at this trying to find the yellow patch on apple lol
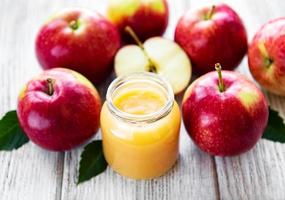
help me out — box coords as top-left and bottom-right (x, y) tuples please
(18, 85), (27, 101)
(107, 0), (165, 23)
(237, 89), (260, 110)
(143, 0), (165, 13)
(258, 41), (269, 59)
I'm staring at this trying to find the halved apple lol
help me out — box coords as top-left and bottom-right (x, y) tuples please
(114, 27), (192, 94)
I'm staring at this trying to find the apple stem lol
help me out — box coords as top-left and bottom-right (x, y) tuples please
(215, 63), (225, 92)
(125, 26), (157, 73)
(69, 20), (79, 30)
(125, 26), (144, 49)
(47, 78), (54, 96)
(205, 5), (215, 20)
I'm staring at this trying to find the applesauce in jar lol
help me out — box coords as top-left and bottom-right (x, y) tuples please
(100, 72), (181, 179)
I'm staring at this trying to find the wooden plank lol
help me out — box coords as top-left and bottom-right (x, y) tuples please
(2, 0), (285, 199)
(60, 0), (218, 200)
(188, 0), (285, 199)
(0, 0), (66, 199)
(61, 129), (218, 200)
(0, 0), (109, 199)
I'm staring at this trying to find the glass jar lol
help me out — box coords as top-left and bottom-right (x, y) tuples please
(100, 72), (181, 179)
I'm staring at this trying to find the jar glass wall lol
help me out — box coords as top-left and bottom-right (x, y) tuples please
(100, 72), (181, 179)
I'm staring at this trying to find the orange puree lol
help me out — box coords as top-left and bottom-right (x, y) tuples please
(101, 86), (181, 179)
(113, 90), (166, 115)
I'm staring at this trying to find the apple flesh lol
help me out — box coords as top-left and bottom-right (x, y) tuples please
(175, 4), (248, 74)
(107, 0), (168, 42)
(182, 64), (268, 156)
(248, 17), (285, 96)
(114, 28), (192, 94)
(17, 68), (101, 151)
(35, 8), (121, 85)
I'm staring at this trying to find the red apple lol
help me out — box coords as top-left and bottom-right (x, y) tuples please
(35, 8), (121, 85)
(182, 64), (268, 156)
(175, 4), (248, 74)
(17, 68), (101, 151)
(107, 0), (168, 42)
(248, 17), (285, 96)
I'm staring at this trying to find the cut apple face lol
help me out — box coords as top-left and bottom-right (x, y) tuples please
(114, 37), (192, 94)
(115, 45), (149, 73)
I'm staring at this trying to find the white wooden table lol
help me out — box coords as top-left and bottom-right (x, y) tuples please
(1, 0), (285, 199)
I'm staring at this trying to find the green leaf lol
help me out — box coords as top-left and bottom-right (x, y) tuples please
(0, 110), (29, 150)
(77, 140), (107, 184)
(262, 107), (285, 143)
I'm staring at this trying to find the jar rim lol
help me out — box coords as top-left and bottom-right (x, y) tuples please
(106, 72), (174, 123)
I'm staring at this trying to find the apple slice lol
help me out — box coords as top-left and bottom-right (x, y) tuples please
(114, 27), (192, 94)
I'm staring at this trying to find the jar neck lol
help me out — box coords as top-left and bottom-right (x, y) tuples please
(106, 72), (174, 124)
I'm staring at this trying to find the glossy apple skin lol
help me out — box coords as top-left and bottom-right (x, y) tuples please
(17, 68), (101, 151)
(175, 4), (248, 74)
(107, 0), (168, 42)
(248, 17), (285, 96)
(35, 8), (121, 85)
(182, 71), (268, 156)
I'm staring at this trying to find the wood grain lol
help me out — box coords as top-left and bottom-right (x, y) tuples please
(61, 1), (217, 200)
(188, 0), (285, 199)
(0, 0), (63, 199)
(0, 0), (285, 199)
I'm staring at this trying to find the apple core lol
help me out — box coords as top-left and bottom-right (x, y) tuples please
(125, 26), (158, 73)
